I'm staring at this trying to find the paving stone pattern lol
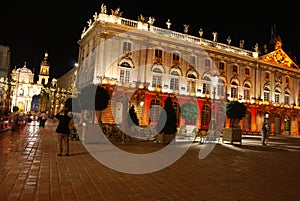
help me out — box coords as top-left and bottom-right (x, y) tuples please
(1, 121), (300, 201)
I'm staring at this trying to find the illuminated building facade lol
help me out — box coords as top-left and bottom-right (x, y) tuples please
(75, 4), (300, 136)
(0, 45), (11, 115)
(10, 63), (42, 113)
(9, 52), (66, 115)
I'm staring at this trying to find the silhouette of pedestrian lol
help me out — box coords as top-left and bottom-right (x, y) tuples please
(55, 108), (72, 156)
(261, 123), (269, 145)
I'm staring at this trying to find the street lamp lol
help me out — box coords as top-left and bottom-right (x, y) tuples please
(210, 76), (218, 130)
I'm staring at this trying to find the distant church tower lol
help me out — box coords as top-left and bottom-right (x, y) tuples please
(37, 52), (50, 85)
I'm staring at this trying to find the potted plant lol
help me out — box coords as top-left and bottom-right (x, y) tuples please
(222, 101), (247, 144)
(156, 97), (177, 144)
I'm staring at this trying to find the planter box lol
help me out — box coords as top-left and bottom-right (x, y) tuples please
(222, 128), (242, 145)
(156, 133), (175, 144)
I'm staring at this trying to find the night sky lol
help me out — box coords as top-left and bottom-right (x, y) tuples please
(1, 0), (299, 79)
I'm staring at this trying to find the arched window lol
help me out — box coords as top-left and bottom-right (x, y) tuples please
(230, 81), (238, 98)
(203, 76), (211, 95)
(187, 73), (197, 93)
(150, 98), (161, 125)
(274, 88), (281, 104)
(217, 79), (225, 97)
(170, 70), (180, 90)
(244, 83), (251, 100)
(284, 91), (290, 105)
(152, 67), (162, 88)
(264, 86), (270, 102)
(119, 59), (133, 83)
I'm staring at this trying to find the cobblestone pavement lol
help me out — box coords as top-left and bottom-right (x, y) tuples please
(1, 121), (300, 201)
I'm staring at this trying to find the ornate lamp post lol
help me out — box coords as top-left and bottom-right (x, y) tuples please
(210, 76), (218, 130)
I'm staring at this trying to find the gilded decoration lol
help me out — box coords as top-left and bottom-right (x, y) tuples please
(262, 49), (294, 67)
(261, 39), (299, 69)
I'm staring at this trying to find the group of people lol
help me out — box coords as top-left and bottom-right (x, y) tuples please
(10, 106), (76, 157)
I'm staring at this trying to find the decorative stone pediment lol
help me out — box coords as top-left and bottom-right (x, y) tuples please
(260, 39), (299, 69)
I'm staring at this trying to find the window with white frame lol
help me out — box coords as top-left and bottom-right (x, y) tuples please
(203, 76), (211, 94)
(120, 69), (130, 83)
(119, 61), (131, 83)
(244, 83), (251, 100)
(170, 70), (179, 90)
(230, 81), (238, 98)
(152, 67), (162, 88)
(150, 99), (161, 124)
(123, 42), (132, 55)
(217, 79), (225, 97)
(263, 87), (270, 102)
(275, 89), (280, 103)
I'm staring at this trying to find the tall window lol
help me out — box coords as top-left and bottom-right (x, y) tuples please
(120, 69), (130, 83)
(123, 42), (132, 55)
(187, 74), (196, 93)
(170, 71), (179, 90)
(189, 55), (196, 67)
(119, 62), (131, 83)
(150, 99), (161, 124)
(285, 77), (290, 86)
(244, 83), (251, 100)
(173, 52), (180, 64)
(232, 65), (238, 75)
(284, 91), (290, 105)
(217, 79), (225, 97)
(275, 89), (280, 103)
(245, 67), (250, 77)
(263, 87), (270, 102)
(152, 67), (162, 88)
(155, 49), (163, 62)
(230, 81), (238, 98)
(219, 61), (225, 72)
(205, 59), (211, 70)
(203, 76), (211, 95)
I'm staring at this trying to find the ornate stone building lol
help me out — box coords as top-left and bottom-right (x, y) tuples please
(10, 63), (42, 113)
(75, 4), (300, 136)
(9, 52), (65, 115)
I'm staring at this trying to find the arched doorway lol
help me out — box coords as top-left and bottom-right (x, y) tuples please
(274, 113), (281, 135)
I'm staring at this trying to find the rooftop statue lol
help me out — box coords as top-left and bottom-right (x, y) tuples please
(100, 3), (107, 14)
(111, 7), (123, 17)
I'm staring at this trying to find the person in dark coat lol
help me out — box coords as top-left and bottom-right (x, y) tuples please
(55, 108), (72, 156)
(261, 123), (269, 145)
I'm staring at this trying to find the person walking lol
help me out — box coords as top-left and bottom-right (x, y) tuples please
(55, 108), (72, 156)
(261, 123), (269, 145)
(39, 111), (47, 127)
(10, 106), (20, 132)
